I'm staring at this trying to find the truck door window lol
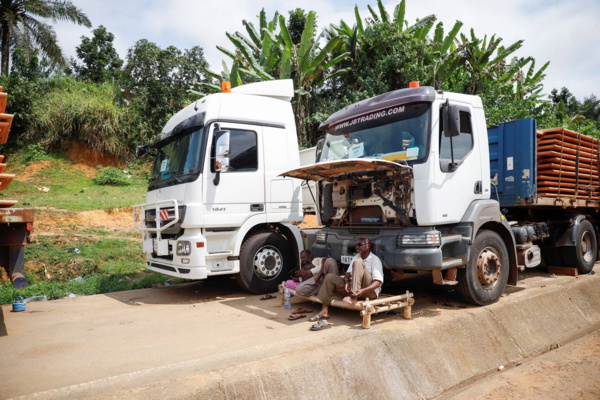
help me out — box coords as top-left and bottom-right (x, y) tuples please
(213, 128), (258, 172)
(439, 108), (473, 171)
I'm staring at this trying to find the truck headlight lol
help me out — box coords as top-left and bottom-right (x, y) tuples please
(176, 241), (191, 256)
(397, 232), (441, 247)
(316, 231), (327, 244)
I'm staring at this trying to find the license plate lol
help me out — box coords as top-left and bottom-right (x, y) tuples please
(341, 255), (354, 264)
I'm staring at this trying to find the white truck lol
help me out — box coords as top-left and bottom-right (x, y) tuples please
(134, 80), (306, 294)
(135, 80), (599, 304)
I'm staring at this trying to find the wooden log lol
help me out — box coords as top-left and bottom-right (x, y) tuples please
(547, 266), (578, 276)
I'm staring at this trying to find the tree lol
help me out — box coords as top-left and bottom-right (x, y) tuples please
(73, 25), (123, 83)
(287, 8), (315, 45)
(545, 87), (600, 136)
(122, 40), (209, 143)
(199, 9), (349, 145)
(0, 0), (91, 76)
(0, 48), (54, 146)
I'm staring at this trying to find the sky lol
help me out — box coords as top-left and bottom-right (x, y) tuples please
(54, 0), (600, 100)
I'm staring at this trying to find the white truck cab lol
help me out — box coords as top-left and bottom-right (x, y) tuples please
(134, 80), (305, 293)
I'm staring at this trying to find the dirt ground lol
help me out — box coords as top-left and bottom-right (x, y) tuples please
(34, 208), (137, 236)
(439, 329), (600, 399)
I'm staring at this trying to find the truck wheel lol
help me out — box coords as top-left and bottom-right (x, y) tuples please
(563, 219), (597, 274)
(236, 231), (293, 294)
(457, 229), (509, 306)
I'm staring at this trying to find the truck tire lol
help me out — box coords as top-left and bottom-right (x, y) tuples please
(236, 231), (293, 294)
(457, 229), (509, 306)
(562, 219), (597, 274)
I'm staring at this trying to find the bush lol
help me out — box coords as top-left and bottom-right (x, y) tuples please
(93, 166), (131, 186)
(23, 142), (47, 163)
(28, 77), (131, 157)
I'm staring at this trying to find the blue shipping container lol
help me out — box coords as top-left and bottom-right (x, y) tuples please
(488, 118), (537, 207)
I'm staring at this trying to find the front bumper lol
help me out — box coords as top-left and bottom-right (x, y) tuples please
(312, 227), (468, 271)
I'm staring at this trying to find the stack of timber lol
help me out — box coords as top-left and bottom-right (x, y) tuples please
(537, 127), (600, 201)
(0, 88), (18, 207)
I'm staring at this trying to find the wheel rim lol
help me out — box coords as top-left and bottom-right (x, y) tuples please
(253, 245), (283, 280)
(477, 248), (501, 288)
(581, 231), (594, 264)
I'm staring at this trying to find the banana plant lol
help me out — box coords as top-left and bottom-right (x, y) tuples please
(195, 9), (349, 145)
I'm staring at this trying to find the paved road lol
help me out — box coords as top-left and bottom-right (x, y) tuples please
(1, 268), (598, 399)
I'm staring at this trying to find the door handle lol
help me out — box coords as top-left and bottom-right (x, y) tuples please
(474, 181), (482, 194)
(250, 204), (264, 212)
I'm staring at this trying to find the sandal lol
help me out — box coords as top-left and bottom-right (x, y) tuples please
(308, 312), (329, 322)
(260, 294), (276, 300)
(288, 313), (306, 320)
(292, 307), (312, 314)
(310, 321), (332, 331)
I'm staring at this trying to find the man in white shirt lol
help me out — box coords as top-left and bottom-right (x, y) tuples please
(310, 237), (383, 322)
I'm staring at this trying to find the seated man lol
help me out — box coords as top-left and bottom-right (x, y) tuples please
(294, 253), (339, 297)
(283, 250), (315, 290)
(310, 237), (383, 321)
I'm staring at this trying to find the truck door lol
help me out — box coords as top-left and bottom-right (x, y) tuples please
(434, 105), (483, 223)
(203, 123), (265, 225)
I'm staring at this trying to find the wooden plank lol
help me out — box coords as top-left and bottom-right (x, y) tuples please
(0, 114), (13, 145)
(537, 150), (598, 164)
(0, 173), (15, 190)
(537, 163), (596, 174)
(0, 92), (6, 114)
(538, 174), (599, 185)
(537, 155), (598, 169)
(538, 127), (599, 145)
(537, 181), (600, 190)
(0, 163), (5, 173)
(537, 132), (598, 148)
(538, 142), (598, 157)
(0, 199), (17, 208)
(538, 169), (597, 180)
(547, 266), (578, 276)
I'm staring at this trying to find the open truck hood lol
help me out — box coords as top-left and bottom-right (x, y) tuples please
(280, 159), (411, 181)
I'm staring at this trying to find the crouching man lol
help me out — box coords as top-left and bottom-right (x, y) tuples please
(309, 237), (383, 322)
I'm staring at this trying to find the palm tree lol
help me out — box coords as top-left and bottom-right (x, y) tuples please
(0, 0), (91, 76)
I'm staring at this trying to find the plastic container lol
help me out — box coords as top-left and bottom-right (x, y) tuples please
(284, 288), (292, 309)
(12, 296), (25, 312)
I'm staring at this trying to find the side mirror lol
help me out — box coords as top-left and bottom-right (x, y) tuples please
(213, 129), (230, 185)
(136, 145), (148, 158)
(315, 138), (325, 162)
(214, 130), (230, 172)
(215, 130), (230, 157)
(443, 102), (460, 138)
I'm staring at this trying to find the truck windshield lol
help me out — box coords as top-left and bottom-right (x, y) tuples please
(149, 126), (204, 185)
(320, 103), (431, 164)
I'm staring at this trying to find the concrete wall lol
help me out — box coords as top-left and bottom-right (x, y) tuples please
(185, 276), (600, 400)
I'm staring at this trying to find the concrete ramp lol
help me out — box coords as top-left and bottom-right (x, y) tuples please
(1, 269), (599, 399)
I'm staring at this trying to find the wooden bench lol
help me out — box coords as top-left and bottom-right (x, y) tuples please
(279, 283), (415, 329)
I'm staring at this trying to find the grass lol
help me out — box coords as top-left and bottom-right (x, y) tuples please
(0, 152), (148, 211)
(0, 149), (189, 304)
